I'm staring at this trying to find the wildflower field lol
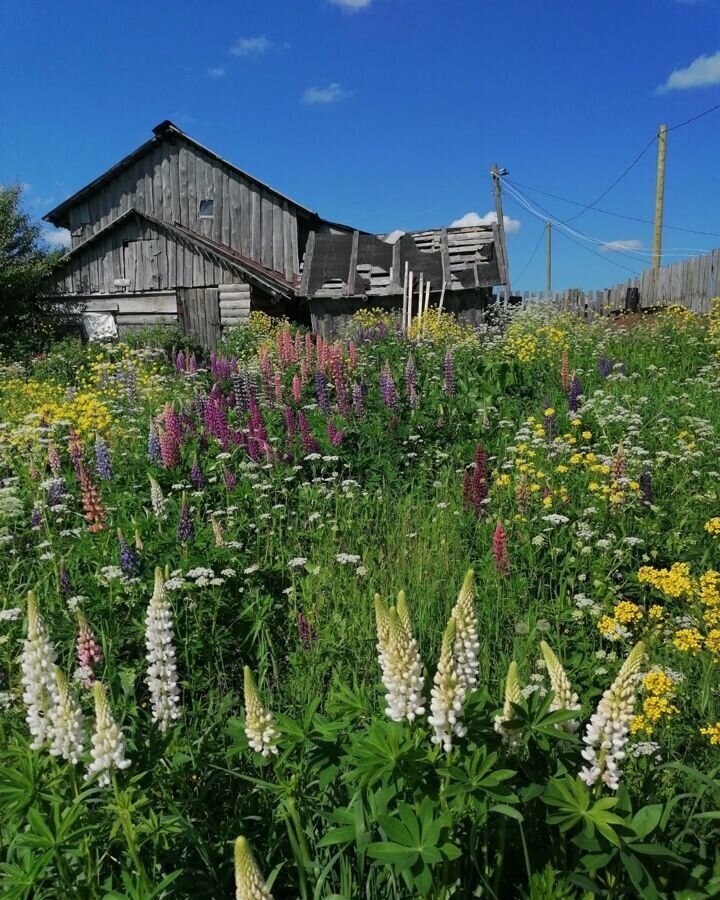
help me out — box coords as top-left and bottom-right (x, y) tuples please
(1, 303), (720, 899)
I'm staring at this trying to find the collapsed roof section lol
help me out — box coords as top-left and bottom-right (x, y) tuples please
(298, 224), (506, 300)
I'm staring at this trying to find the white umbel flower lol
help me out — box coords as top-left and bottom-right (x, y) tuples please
(145, 567), (181, 732)
(244, 667), (280, 757)
(376, 591), (425, 723)
(579, 641), (645, 791)
(234, 836), (273, 900)
(450, 569), (480, 693)
(49, 668), (85, 764)
(494, 660), (522, 748)
(428, 619), (466, 752)
(86, 682), (131, 786)
(540, 641), (581, 732)
(21, 592), (60, 750)
(148, 475), (166, 518)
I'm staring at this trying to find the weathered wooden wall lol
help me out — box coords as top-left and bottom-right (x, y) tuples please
(72, 292), (179, 333)
(52, 218), (244, 295)
(65, 136), (301, 280)
(178, 287), (220, 350)
(219, 283), (251, 328)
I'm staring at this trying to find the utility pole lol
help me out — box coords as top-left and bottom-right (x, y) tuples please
(653, 124), (667, 271)
(546, 220), (552, 302)
(491, 164), (510, 302)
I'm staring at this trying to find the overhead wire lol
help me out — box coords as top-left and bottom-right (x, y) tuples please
(512, 224), (546, 285)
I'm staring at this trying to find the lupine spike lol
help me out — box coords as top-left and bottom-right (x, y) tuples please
(428, 617), (466, 752)
(234, 836), (273, 900)
(21, 591), (59, 749)
(451, 569), (480, 692)
(86, 682), (131, 786)
(243, 667), (280, 757)
(49, 667), (85, 765)
(145, 568), (181, 732)
(540, 641), (581, 731)
(495, 660), (522, 747)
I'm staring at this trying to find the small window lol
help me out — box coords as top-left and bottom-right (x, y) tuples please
(198, 199), (214, 218)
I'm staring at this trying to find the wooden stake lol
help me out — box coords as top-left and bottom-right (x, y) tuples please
(407, 270), (414, 334)
(437, 282), (447, 319)
(402, 262), (409, 335)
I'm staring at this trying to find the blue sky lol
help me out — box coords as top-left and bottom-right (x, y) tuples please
(2, 0), (720, 291)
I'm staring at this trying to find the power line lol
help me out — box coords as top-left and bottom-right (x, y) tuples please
(563, 136), (657, 223)
(667, 100), (720, 132)
(553, 225), (643, 276)
(502, 180), (711, 260)
(513, 224), (546, 285)
(505, 177), (720, 238)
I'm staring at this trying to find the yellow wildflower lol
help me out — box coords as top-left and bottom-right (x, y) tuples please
(673, 628), (704, 654)
(704, 518), (720, 538)
(700, 722), (720, 746)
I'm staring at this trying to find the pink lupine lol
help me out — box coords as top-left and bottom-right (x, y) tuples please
(159, 428), (180, 469)
(284, 405), (297, 440)
(493, 520), (510, 576)
(348, 340), (358, 370)
(472, 443), (488, 519)
(274, 371), (283, 404)
(304, 331), (314, 366)
(48, 443), (62, 476)
(327, 420), (345, 447)
(292, 374), (302, 404)
(298, 410), (320, 453)
(76, 611), (104, 686)
(163, 404), (184, 446)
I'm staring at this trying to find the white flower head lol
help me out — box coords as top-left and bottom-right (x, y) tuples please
(376, 591), (425, 724)
(21, 592), (60, 749)
(148, 475), (166, 519)
(145, 568), (181, 732)
(428, 618), (466, 752)
(450, 569), (480, 693)
(234, 836), (273, 900)
(244, 667), (280, 757)
(49, 667), (85, 764)
(494, 660), (522, 748)
(86, 682), (131, 786)
(540, 641), (581, 732)
(579, 641), (645, 791)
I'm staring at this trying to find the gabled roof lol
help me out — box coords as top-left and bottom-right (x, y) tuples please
(44, 120), (320, 227)
(55, 208), (296, 298)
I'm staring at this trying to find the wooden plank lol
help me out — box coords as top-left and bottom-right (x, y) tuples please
(346, 230), (359, 296)
(261, 192), (273, 269)
(251, 188), (261, 260)
(272, 201), (284, 274)
(299, 231), (315, 296)
(239, 178), (251, 257)
(187, 146), (197, 231)
(117, 296), (178, 314)
(212, 164), (223, 244)
(282, 202), (294, 281)
(178, 145), (189, 226)
(114, 313), (178, 325)
(229, 176), (241, 251)
(440, 227), (450, 286)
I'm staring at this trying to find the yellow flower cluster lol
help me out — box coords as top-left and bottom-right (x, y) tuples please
(248, 310), (281, 339)
(673, 628), (704, 654)
(597, 601), (644, 640)
(631, 669), (678, 735)
(407, 311), (478, 347)
(637, 562), (694, 599)
(700, 722), (720, 746)
(352, 307), (396, 331)
(501, 322), (569, 364)
(704, 517), (720, 538)
(658, 305), (697, 328)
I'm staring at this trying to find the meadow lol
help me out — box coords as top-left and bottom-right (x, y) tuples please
(1, 302), (720, 899)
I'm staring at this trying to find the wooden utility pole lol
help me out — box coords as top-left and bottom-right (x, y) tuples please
(546, 220), (552, 302)
(653, 124), (667, 271)
(491, 164), (510, 302)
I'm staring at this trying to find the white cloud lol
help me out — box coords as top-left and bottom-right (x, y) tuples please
(302, 82), (350, 104)
(329, 0), (373, 9)
(42, 227), (71, 249)
(450, 210), (521, 235)
(207, 67), (226, 79)
(230, 36), (273, 58)
(657, 49), (720, 92)
(600, 239), (643, 253)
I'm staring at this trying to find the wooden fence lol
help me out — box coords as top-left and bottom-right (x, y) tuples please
(507, 246), (720, 315)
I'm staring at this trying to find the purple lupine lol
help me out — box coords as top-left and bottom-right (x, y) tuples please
(148, 421), (161, 464)
(443, 350), (456, 397)
(190, 456), (204, 490)
(380, 363), (398, 409)
(298, 410), (321, 454)
(598, 354), (613, 379)
(315, 369), (331, 414)
(640, 464), (652, 506)
(67, 430), (85, 478)
(233, 370), (250, 414)
(297, 612), (318, 649)
(327, 420), (345, 447)
(568, 375), (581, 413)
(31, 504), (42, 530)
(118, 529), (140, 576)
(177, 493), (195, 543)
(95, 434), (113, 481)
(284, 405), (297, 441)
(47, 478), (66, 508)
(159, 428), (180, 469)
(330, 350), (349, 416)
(223, 466), (237, 490)
(405, 354), (418, 408)
(352, 381), (365, 418)
(164, 404), (184, 446)
(125, 367), (137, 407)
(204, 396), (229, 449)
(188, 352), (198, 374)
(59, 559), (72, 597)
(176, 350), (186, 373)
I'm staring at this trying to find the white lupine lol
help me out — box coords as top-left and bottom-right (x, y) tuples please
(429, 619), (466, 752)
(376, 591), (425, 723)
(234, 836), (273, 900)
(49, 668), (85, 764)
(540, 640), (581, 732)
(244, 667), (280, 757)
(494, 660), (522, 748)
(450, 569), (480, 693)
(86, 682), (131, 786)
(148, 475), (166, 518)
(579, 641), (646, 791)
(21, 592), (60, 749)
(145, 567), (181, 732)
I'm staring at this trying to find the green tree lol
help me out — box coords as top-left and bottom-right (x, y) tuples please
(0, 183), (76, 355)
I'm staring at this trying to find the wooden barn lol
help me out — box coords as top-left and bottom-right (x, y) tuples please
(45, 121), (507, 345)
